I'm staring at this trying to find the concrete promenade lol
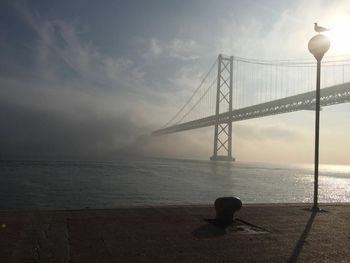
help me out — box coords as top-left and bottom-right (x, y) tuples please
(1, 204), (349, 262)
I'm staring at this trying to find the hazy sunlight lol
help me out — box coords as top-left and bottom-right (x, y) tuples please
(326, 17), (350, 54)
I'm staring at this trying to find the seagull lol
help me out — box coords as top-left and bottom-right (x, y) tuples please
(314, 23), (330, 33)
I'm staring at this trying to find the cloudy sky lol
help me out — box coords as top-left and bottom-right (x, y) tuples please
(1, 0), (350, 164)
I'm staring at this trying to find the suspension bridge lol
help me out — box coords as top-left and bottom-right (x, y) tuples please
(153, 54), (350, 161)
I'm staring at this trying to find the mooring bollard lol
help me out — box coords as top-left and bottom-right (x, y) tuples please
(215, 197), (242, 224)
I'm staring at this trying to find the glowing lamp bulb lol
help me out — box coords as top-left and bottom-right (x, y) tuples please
(308, 34), (331, 61)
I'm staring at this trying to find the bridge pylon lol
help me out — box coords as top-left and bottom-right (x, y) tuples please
(210, 54), (235, 161)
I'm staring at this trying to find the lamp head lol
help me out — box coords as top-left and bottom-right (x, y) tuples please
(308, 34), (330, 61)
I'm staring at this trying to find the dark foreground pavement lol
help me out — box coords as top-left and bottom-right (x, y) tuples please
(1, 204), (350, 262)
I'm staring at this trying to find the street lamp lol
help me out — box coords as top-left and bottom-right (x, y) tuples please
(308, 34), (330, 211)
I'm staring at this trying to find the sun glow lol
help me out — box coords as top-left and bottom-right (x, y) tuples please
(325, 17), (350, 54)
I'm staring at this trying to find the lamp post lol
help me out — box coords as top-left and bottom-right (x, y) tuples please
(308, 34), (330, 211)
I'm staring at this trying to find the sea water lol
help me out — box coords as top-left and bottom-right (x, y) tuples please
(0, 158), (349, 209)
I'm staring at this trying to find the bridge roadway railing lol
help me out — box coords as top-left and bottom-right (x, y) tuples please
(153, 82), (350, 135)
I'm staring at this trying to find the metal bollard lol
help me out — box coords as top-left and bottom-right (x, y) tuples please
(215, 197), (242, 225)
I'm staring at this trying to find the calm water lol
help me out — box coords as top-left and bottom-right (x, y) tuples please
(0, 158), (350, 210)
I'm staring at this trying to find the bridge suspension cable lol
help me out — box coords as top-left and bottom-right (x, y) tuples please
(161, 54), (350, 129)
(162, 57), (219, 128)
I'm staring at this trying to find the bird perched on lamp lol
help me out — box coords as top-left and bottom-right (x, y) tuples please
(314, 23), (330, 33)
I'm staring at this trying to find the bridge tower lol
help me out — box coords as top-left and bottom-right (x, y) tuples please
(210, 54), (235, 161)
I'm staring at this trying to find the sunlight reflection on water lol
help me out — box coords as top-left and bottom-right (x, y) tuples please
(0, 159), (349, 209)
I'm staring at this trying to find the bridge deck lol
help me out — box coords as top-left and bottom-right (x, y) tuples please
(153, 82), (350, 135)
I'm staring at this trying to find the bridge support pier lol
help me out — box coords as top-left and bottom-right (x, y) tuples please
(211, 54), (235, 162)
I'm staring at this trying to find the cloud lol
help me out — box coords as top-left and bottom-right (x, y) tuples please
(0, 70), (154, 159)
(2, 1), (350, 163)
(167, 65), (203, 97)
(234, 122), (303, 141)
(138, 37), (201, 62)
(15, 5), (146, 94)
(231, 120), (313, 163)
(115, 128), (213, 160)
(0, 5), (212, 160)
(215, 0), (350, 59)
(0, 5), (154, 159)
(0, 100), (151, 159)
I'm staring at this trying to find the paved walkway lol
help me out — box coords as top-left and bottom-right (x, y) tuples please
(1, 204), (349, 262)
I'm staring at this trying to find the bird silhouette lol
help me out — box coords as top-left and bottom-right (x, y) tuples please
(314, 23), (330, 33)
